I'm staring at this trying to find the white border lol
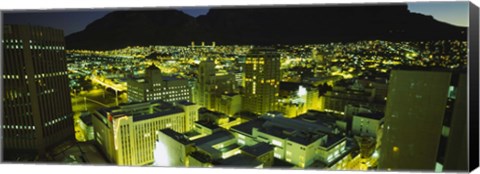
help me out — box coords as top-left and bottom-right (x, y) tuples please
(1, 0), (479, 174)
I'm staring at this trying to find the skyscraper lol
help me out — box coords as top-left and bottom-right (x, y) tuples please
(378, 69), (467, 172)
(2, 25), (74, 160)
(195, 60), (236, 111)
(243, 48), (280, 115)
(196, 60), (216, 109)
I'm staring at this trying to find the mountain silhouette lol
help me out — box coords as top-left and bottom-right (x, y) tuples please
(65, 4), (467, 50)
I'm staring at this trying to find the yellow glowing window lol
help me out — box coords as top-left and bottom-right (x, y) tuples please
(393, 146), (400, 152)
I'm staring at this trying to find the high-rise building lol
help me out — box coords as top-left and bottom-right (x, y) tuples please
(378, 69), (467, 172)
(91, 100), (198, 165)
(195, 60), (237, 112)
(243, 48), (280, 115)
(196, 60), (216, 109)
(127, 65), (191, 103)
(2, 25), (73, 160)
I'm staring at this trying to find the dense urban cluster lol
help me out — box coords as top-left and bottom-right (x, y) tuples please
(2, 24), (469, 172)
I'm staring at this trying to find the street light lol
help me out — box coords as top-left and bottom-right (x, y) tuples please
(84, 96), (87, 111)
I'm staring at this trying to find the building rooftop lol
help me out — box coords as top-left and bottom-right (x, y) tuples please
(189, 151), (212, 163)
(95, 100), (185, 123)
(258, 125), (293, 139)
(241, 142), (274, 157)
(279, 82), (302, 91)
(288, 132), (326, 146)
(230, 117), (267, 135)
(79, 112), (92, 126)
(355, 112), (384, 120)
(272, 158), (295, 168)
(193, 130), (236, 159)
(234, 111), (260, 121)
(177, 100), (195, 106)
(195, 120), (221, 131)
(264, 116), (335, 135)
(159, 128), (191, 145)
(213, 154), (262, 167)
(322, 134), (346, 149)
(193, 130), (234, 146)
(133, 107), (183, 122)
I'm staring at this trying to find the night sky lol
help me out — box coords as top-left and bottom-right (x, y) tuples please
(2, 2), (469, 36)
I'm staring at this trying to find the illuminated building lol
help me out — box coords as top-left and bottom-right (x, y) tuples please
(277, 82), (320, 117)
(305, 86), (321, 111)
(195, 60), (236, 112)
(213, 154), (263, 168)
(127, 65), (191, 103)
(2, 25), (73, 159)
(91, 100), (198, 165)
(79, 112), (95, 141)
(196, 60), (216, 109)
(154, 128), (194, 167)
(214, 93), (242, 116)
(240, 142), (274, 167)
(277, 101), (305, 118)
(322, 81), (385, 115)
(378, 70), (467, 172)
(243, 48), (280, 115)
(192, 130), (240, 160)
(351, 112), (384, 138)
(198, 109), (229, 126)
(230, 113), (349, 168)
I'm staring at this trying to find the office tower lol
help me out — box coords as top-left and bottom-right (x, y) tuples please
(127, 65), (191, 103)
(195, 60), (237, 112)
(196, 60), (216, 109)
(91, 100), (198, 165)
(2, 25), (74, 160)
(243, 48), (280, 115)
(378, 70), (467, 172)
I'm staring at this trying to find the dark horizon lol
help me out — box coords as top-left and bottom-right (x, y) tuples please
(2, 2), (468, 37)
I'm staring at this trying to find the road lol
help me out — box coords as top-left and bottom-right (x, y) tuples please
(71, 87), (128, 142)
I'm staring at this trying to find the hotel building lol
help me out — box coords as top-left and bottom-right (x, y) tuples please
(92, 100), (198, 165)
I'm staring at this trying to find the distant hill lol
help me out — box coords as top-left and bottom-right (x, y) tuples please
(65, 4), (467, 50)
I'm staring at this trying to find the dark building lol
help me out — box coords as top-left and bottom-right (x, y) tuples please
(243, 48), (281, 115)
(378, 69), (467, 172)
(2, 25), (74, 160)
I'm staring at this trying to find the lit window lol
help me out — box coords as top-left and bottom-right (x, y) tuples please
(271, 139), (282, 147)
(393, 146), (400, 152)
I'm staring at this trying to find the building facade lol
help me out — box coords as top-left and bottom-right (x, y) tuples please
(243, 48), (281, 115)
(2, 25), (74, 159)
(195, 60), (237, 113)
(92, 100), (198, 165)
(378, 70), (467, 172)
(127, 65), (191, 103)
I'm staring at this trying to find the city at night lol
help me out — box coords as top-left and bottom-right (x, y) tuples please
(1, 1), (479, 173)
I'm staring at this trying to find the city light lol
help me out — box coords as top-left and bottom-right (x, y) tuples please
(153, 139), (171, 166)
